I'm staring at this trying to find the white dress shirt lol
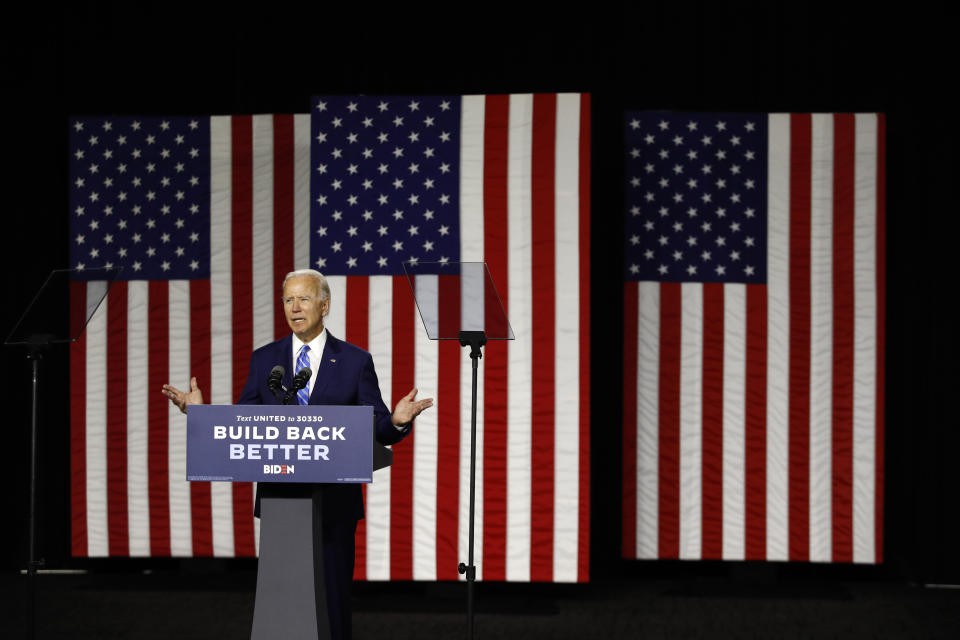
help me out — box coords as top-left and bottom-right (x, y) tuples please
(290, 328), (327, 399)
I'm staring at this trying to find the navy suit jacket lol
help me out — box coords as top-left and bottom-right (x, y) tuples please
(238, 330), (409, 524)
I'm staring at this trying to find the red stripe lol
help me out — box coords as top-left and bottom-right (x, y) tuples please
(481, 94), (510, 580)
(345, 277), (370, 581)
(436, 277), (461, 580)
(701, 284), (724, 559)
(874, 114), (886, 563)
(621, 282), (639, 558)
(70, 282), (88, 556)
(273, 114), (295, 339)
(390, 276), (415, 579)
(231, 115), (257, 556)
(147, 282), (171, 556)
(831, 114), (855, 562)
(658, 283), (681, 559)
(576, 93), (591, 581)
(744, 284), (768, 560)
(530, 93), (556, 581)
(189, 280), (213, 556)
(788, 114), (812, 562)
(106, 283), (129, 556)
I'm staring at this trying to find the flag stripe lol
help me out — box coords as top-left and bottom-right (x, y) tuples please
(147, 281), (171, 555)
(701, 283), (724, 559)
(721, 284), (746, 560)
(744, 284), (767, 560)
(273, 115), (295, 338)
(873, 114), (886, 564)
(168, 281), (192, 555)
(390, 275), (416, 579)
(366, 276), (393, 580)
(70, 281), (88, 556)
(209, 116), (237, 557)
(679, 284), (702, 559)
(127, 282), (149, 556)
(622, 282), (639, 557)
(831, 113), (855, 562)
(436, 277), (462, 580)
(766, 114), (791, 562)
(506, 94), (533, 581)
(413, 305), (439, 579)
(530, 93), (557, 582)
(808, 113), (832, 563)
(658, 283), (681, 559)
(575, 94), (591, 581)
(189, 281), (213, 556)
(347, 276), (370, 581)
(788, 113), (812, 562)
(481, 94), (510, 581)
(107, 283), (129, 556)
(230, 116), (257, 557)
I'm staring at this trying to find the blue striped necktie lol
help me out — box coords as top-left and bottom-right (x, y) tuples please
(295, 345), (311, 406)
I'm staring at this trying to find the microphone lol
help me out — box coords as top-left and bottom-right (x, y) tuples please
(267, 365), (285, 400)
(285, 367), (312, 404)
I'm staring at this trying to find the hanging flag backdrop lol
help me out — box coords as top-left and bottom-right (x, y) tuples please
(621, 112), (885, 563)
(68, 93), (591, 583)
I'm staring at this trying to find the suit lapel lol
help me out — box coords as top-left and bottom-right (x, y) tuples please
(308, 331), (341, 404)
(278, 334), (295, 391)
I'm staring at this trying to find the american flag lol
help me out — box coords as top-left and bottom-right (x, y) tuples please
(69, 93), (591, 583)
(622, 112), (885, 563)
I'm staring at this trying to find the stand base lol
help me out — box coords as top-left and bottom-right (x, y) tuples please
(251, 486), (330, 640)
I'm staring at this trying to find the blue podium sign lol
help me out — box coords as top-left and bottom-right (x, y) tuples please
(186, 404), (374, 483)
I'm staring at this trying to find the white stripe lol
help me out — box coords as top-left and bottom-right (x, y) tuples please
(325, 276), (347, 339)
(458, 94), (485, 580)
(808, 113), (834, 563)
(679, 283), (703, 559)
(852, 113), (878, 564)
(722, 284), (746, 560)
(251, 115), (275, 349)
(412, 305), (439, 580)
(126, 281), (150, 556)
(459, 96), (486, 264)
(365, 276), (393, 580)
(552, 93), (581, 582)
(85, 285), (109, 556)
(765, 113), (792, 561)
(505, 93), (533, 581)
(293, 114), (312, 270)
(635, 282), (660, 559)
(168, 280), (192, 555)
(209, 115), (235, 556)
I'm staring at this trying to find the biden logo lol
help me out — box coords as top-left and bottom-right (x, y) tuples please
(263, 464), (295, 475)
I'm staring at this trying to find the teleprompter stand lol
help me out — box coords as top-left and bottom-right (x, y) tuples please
(403, 261), (514, 640)
(4, 268), (118, 640)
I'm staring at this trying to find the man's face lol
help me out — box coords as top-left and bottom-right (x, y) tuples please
(282, 275), (330, 343)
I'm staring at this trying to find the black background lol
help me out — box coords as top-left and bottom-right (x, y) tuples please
(3, 1), (957, 585)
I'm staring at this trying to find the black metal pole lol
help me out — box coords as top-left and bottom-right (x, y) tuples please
(27, 349), (43, 640)
(457, 331), (485, 640)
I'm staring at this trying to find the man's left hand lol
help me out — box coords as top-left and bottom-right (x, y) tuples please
(391, 387), (434, 426)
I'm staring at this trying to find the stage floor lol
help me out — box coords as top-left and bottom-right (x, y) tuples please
(3, 568), (958, 639)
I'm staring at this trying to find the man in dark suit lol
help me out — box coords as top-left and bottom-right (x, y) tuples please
(162, 268), (432, 639)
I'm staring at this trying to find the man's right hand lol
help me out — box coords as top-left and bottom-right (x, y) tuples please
(161, 377), (204, 414)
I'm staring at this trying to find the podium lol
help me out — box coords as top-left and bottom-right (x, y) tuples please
(187, 404), (393, 640)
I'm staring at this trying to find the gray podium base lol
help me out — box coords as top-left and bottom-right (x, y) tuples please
(251, 486), (330, 640)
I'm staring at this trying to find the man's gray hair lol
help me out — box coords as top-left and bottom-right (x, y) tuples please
(282, 269), (331, 301)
